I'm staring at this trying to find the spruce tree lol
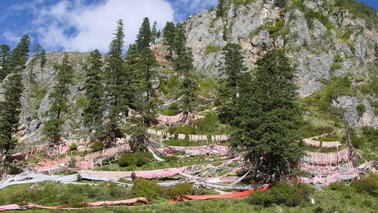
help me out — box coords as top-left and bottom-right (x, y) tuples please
(217, 43), (247, 124)
(0, 36), (30, 174)
(136, 17), (152, 50)
(40, 49), (47, 68)
(163, 22), (176, 54)
(151, 21), (159, 45)
(43, 54), (73, 146)
(233, 50), (303, 181)
(83, 49), (103, 130)
(101, 19), (127, 145)
(0, 44), (10, 81)
(216, 0), (226, 17)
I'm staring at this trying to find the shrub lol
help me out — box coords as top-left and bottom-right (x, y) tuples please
(162, 183), (193, 199)
(118, 152), (153, 167)
(356, 104), (366, 117)
(131, 179), (161, 201)
(274, 0), (287, 8)
(204, 45), (221, 55)
(249, 182), (312, 207)
(351, 175), (378, 196)
(351, 135), (367, 148)
(91, 142), (104, 152)
(69, 143), (78, 151)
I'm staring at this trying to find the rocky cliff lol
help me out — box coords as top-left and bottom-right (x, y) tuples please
(1, 0), (377, 147)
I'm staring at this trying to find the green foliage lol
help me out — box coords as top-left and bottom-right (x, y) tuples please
(274, 0), (287, 8)
(337, 30), (353, 42)
(335, 0), (378, 28)
(304, 9), (332, 29)
(131, 179), (161, 201)
(306, 76), (354, 113)
(204, 45), (221, 55)
(351, 175), (378, 196)
(101, 20), (128, 145)
(0, 44), (10, 80)
(43, 54), (73, 145)
(233, 50), (303, 180)
(356, 103), (366, 117)
(180, 75), (198, 114)
(162, 183), (193, 199)
(216, 0), (226, 17)
(91, 141), (104, 152)
(69, 143), (78, 151)
(0, 182), (131, 206)
(216, 43), (248, 124)
(249, 182), (312, 207)
(163, 21), (176, 54)
(118, 152), (153, 167)
(0, 36), (30, 171)
(330, 63), (342, 74)
(351, 135), (367, 148)
(83, 49), (103, 130)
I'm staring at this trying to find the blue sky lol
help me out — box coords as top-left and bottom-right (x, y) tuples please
(0, 0), (376, 52)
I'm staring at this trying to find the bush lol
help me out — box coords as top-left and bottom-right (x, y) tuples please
(274, 0), (287, 8)
(131, 179), (161, 201)
(91, 142), (104, 152)
(118, 152), (153, 167)
(69, 143), (78, 151)
(351, 175), (378, 196)
(351, 135), (367, 148)
(356, 104), (366, 117)
(162, 183), (193, 199)
(249, 182), (312, 207)
(204, 45), (221, 55)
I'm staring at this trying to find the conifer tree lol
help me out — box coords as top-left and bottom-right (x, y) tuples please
(217, 43), (247, 124)
(83, 49), (103, 130)
(101, 19), (127, 145)
(0, 35), (30, 174)
(0, 44), (10, 81)
(151, 21), (159, 45)
(40, 49), (47, 68)
(43, 54), (73, 146)
(163, 21), (176, 54)
(216, 0), (226, 17)
(232, 50), (303, 181)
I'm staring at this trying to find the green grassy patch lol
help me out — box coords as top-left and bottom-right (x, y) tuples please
(204, 45), (222, 55)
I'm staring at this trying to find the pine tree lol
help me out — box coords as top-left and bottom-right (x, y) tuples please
(217, 43), (247, 124)
(0, 36), (30, 175)
(216, 0), (226, 17)
(43, 54), (73, 146)
(151, 21), (159, 45)
(232, 50), (303, 181)
(40, 49), (47, 68)
(136, 17), (152, 50)
(83, 49), (103, 130)
(174, 25), (189, 72)
(163, 21), (176, 54)
(0, 44), (10, 81)
(101, 19), (127, 145)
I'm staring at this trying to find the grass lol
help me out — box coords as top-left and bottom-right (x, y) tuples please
(204, 45), (222, 55)
(93, 155), (225, 172)
(14, 181), (378, 213)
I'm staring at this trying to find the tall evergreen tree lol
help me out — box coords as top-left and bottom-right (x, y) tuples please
(217, 43), (247, 124)
(216, 0), (226, 17)
(151, 21), (159, 45)
(0, 36), (30, 175)
(163, 21), (176, 54)
(40, 49), (47, 68)
(43, 54), (73, 146)
(0, 44), (10, 81)
(136, 17), (152, 50)
(232, 50), (303, 181)
(101, 19), (127, 145)
(83, 49), (103, 130)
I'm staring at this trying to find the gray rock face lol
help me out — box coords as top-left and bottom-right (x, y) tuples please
(18, 52), (89, 144)
(333, 96), (378, 129)
(182, 0), (378, 128)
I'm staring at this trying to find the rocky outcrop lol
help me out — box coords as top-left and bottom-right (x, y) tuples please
(182, 0), (378, 128)
(17, 52), (90, 145)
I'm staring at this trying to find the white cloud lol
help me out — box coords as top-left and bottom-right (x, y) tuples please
(2, 31), (21, 44)
(33, 0), (174, 52)
(169, 0), (217, 21)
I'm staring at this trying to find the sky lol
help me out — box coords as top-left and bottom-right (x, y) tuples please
(0, 0), (376, 52)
